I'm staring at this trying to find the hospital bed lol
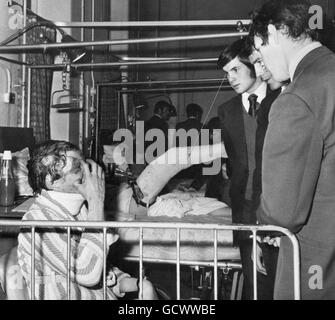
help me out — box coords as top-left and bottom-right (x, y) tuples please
(106, 178), (244, 300)
(0, 217), (300, 300)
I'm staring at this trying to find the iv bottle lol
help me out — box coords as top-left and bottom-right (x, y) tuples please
(0, 150), (16, 206)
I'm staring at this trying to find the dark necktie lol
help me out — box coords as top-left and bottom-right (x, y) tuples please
(248, 94), (260, 117)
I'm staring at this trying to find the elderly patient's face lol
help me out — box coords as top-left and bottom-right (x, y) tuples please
(51, 150), (84, 194)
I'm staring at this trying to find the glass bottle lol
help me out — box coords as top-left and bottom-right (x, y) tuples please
(0, 150), (16, 206)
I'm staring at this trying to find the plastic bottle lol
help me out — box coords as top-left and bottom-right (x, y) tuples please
(0, 150), (16, 206)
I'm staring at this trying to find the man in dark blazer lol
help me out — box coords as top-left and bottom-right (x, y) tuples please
(217, 38), (280, 299)
(175, 103), (204, 178)
(251, 0), (335, 299)
(144, 100), (172, 160)
(176, 103), (203, 133)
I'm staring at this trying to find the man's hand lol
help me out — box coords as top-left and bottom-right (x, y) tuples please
(74, 159), (105, 220)
(261, 236), (281, 247)
(251, 242), (267, 276)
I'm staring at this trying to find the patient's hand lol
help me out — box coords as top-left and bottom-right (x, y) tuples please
(119, 277), (139, 293)
(74, 159), (105, 220)
(119, 277), (158, 300)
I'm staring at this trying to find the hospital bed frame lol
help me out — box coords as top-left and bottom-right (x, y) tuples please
(0, 220), (300, 300)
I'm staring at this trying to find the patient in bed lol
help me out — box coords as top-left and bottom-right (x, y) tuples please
(17, 140), (157, 300)
(103, 142), (229, 220)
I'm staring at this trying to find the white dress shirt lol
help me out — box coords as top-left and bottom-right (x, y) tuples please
(242, 81), (267, 113)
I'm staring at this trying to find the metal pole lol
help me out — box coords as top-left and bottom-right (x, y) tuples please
(30, 227), (35, 300)
(85, 84), (90, 152)
(286, 233), (301, 300)
(53, 19), (252, 28)
(67, 227), (71, 300)
(94, 84), (100, 161)
(78, 0), (85, 152)
(139, 227), (144, 300)
(117, 90), (121, 130)
(176, 228), (181, 300)
(0, 56), (30, 65)
(21, 0), (27, 128)
(0, 32), (249, 52)
(30, 58), (218, 70)
(125, 257), (242, 269)
(79, 74), (84, 151)
(103, 228), (107, 300)
(26, 67), (31, 127)
(100, 77), (226, 87)
(253, 230), (258, 300)
(119, 86), (229, 94)
(0, 220), (296, 231)
(214, 229), (218, 300)
(90, 0), (96, 144)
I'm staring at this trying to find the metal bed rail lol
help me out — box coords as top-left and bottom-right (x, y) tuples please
(0, 220), (300, 300)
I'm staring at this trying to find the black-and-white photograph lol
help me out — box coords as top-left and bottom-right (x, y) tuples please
(0, 0), (334, 305)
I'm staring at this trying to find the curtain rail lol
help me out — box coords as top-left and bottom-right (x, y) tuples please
(53, 20), (251, 28)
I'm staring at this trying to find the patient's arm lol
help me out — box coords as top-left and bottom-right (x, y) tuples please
(137, 143), (227, 205)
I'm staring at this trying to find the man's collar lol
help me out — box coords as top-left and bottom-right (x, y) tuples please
(242, 81), (267, 112)
(289, 41), (322, 81)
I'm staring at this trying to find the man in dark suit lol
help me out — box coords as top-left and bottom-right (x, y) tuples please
(251, 0), (335, 300)
(144, 100), (173, 161)
(217, 38), (280, 299)
(175, 103), (204, 179)
(176, 103), (203, 133)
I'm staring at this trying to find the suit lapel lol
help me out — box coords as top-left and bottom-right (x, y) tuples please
(226, 96), (248, 163)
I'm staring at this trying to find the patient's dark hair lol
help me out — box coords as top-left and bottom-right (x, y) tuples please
(28, 140), (81, 194)
(217, 38), (256, 78)
(250, 0), (319, 45)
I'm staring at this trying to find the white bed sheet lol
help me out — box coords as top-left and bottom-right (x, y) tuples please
(115, 208), (241, 261)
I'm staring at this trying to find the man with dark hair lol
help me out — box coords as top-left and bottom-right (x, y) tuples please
(248, 48), (288, 92)
(175, 103), (204, 178)
(144, 100), (173, 159)
(145, 100), (172, 137)
(251, 0), (335, 299)
(176, 103), (204, 132)
(18, 140), (157, 300)
(217, 38), (280, 299)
